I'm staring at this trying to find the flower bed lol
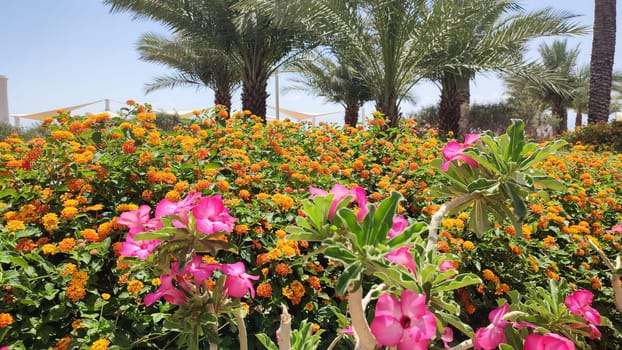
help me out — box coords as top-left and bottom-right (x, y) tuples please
(0, 103), (620, 349)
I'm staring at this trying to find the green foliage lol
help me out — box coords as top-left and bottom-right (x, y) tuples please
(565, 120), (622, 152)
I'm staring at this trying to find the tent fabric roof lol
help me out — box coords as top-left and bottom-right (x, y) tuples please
(267, 105), (339, 121)
(12, 100), (105, 121)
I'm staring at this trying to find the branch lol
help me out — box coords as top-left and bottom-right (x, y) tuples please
(234, 311), (248, 350)
(277, 304), (292, 350)
(347, 287), (376, 350)
(427, 192), (480, 252)
(588, 238), (622, 313)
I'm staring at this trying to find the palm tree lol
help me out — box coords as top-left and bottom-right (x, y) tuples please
(505, 40), (580, 134)
(136, 33), (240, 111)
(284, 51), (372, 126)
(105, 0), (320, 120)
(588, 0), (617, 124)
(286, 0), (436, 128)
(421, 0), (588, 136)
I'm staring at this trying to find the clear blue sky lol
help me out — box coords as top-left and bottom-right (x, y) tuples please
(1, 0), (620, 126)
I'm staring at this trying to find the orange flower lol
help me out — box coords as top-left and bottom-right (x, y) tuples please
(0, 313), (14, 328)
(6, 219), (25, 231)
(57, 238), (76, 253)
(275, 263), (293, 276)
(89, 338), (110, 350)
(54, 336), (73, 350)
(60, 207), (79, 219)
(127, 280), (144, 295)
(80, 229), (100, 242)
(234, 224), (249, 235)
(256, 282), (273, 298)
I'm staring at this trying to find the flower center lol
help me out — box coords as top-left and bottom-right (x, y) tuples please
(400, 316), (411, 329)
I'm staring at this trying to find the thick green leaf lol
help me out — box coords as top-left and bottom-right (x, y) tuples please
(507, 119), (526, 161)
(431, 273), (481, 293)
(436, 311), (475, 338)
(336, 262), (363, 296)
(323, 245), (359, 265)
(520, 139), (567, 169)
(368, 191), (403, 246)
(503, 183), (527, 221)
(470, 199), (490, 236)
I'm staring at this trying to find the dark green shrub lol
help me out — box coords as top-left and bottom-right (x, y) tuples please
(565, 120), (622, 152)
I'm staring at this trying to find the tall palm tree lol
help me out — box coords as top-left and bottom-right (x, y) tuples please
(421, 0), (588, 136)
(284, 51), (373, 126)
(588, 0), (617, 124)
(136, 33), (240, 111)
(105, 0), (320, 120)
(286, 0), (436, 128)
(504, 40), (580, 134)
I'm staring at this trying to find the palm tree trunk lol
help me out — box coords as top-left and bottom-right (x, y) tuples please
(575, 112), (583, 129)
(242, 72), (269, 122)
(344, 104), (360, 127)
(375, 93), (401, 128)
(588, 0), (616, 124)
(553, 103), (568, 134)
(439, 73), (470, 137)
(214, 89), (232, 113)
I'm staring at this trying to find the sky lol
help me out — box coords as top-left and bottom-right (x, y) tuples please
(1, 0), (621, 127)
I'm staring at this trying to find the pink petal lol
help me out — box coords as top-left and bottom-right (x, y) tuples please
(374, 293), (403, 320)
(400, 290), (428, 319)
(370, 315), (403, 346)
(524, 333), (574, 350)
(387, 215), (408, 238)
(488, 304), (510, 326)
(385, 247), (416, 275)
(442, 141), (464, 161)
(474, 325), (506, 350)
(464, 134), (480, 145)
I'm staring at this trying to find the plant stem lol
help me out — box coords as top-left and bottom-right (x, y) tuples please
(277, 304), (291, 350)
(449, 339), (473, 350)
(427, 192), (479, 253)
(588, 238), (622, 313)
(347, 287), (376, 350)
(234, 311), (248, 350)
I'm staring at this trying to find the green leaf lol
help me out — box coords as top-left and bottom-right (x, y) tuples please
(467, 178), (499, 193)
(507, 119), (526, 161)
(470, 199), (490, 236)
(531, 175), (566, 191)
(323, 245), (359, 265)
(436, 311), (475, 338)
(255, 334), (279, 350)
(335, 262), (363, 296)
(503, 183), (527, 221)
(520, 139), (567, 169)
(367, 191), (403, 246)
(432, 273), (482, 293)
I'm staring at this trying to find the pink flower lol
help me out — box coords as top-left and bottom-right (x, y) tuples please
(385, 246), (416, 275)
(524, 333), (575, 350)
(118, 235), (161, 259)
(144, 274), (188, 306)
(309, 184), (368, 221)
(607, 222), (622, 234)
(370, 290), (437, 350)
(387, 215), (408, 238)
(221, 262), (259, 298)
(171, 255), (220, 284)
(439, 260), (457, 272)
(441, 134), (480, 171)
(117, 205), (162, 234)
(564, 290), (601, 325)
(474, 304), (510, 350)
(192, 195), (236, 235)
(442, 327), (454, 349)
(155, 192), (201, 228)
